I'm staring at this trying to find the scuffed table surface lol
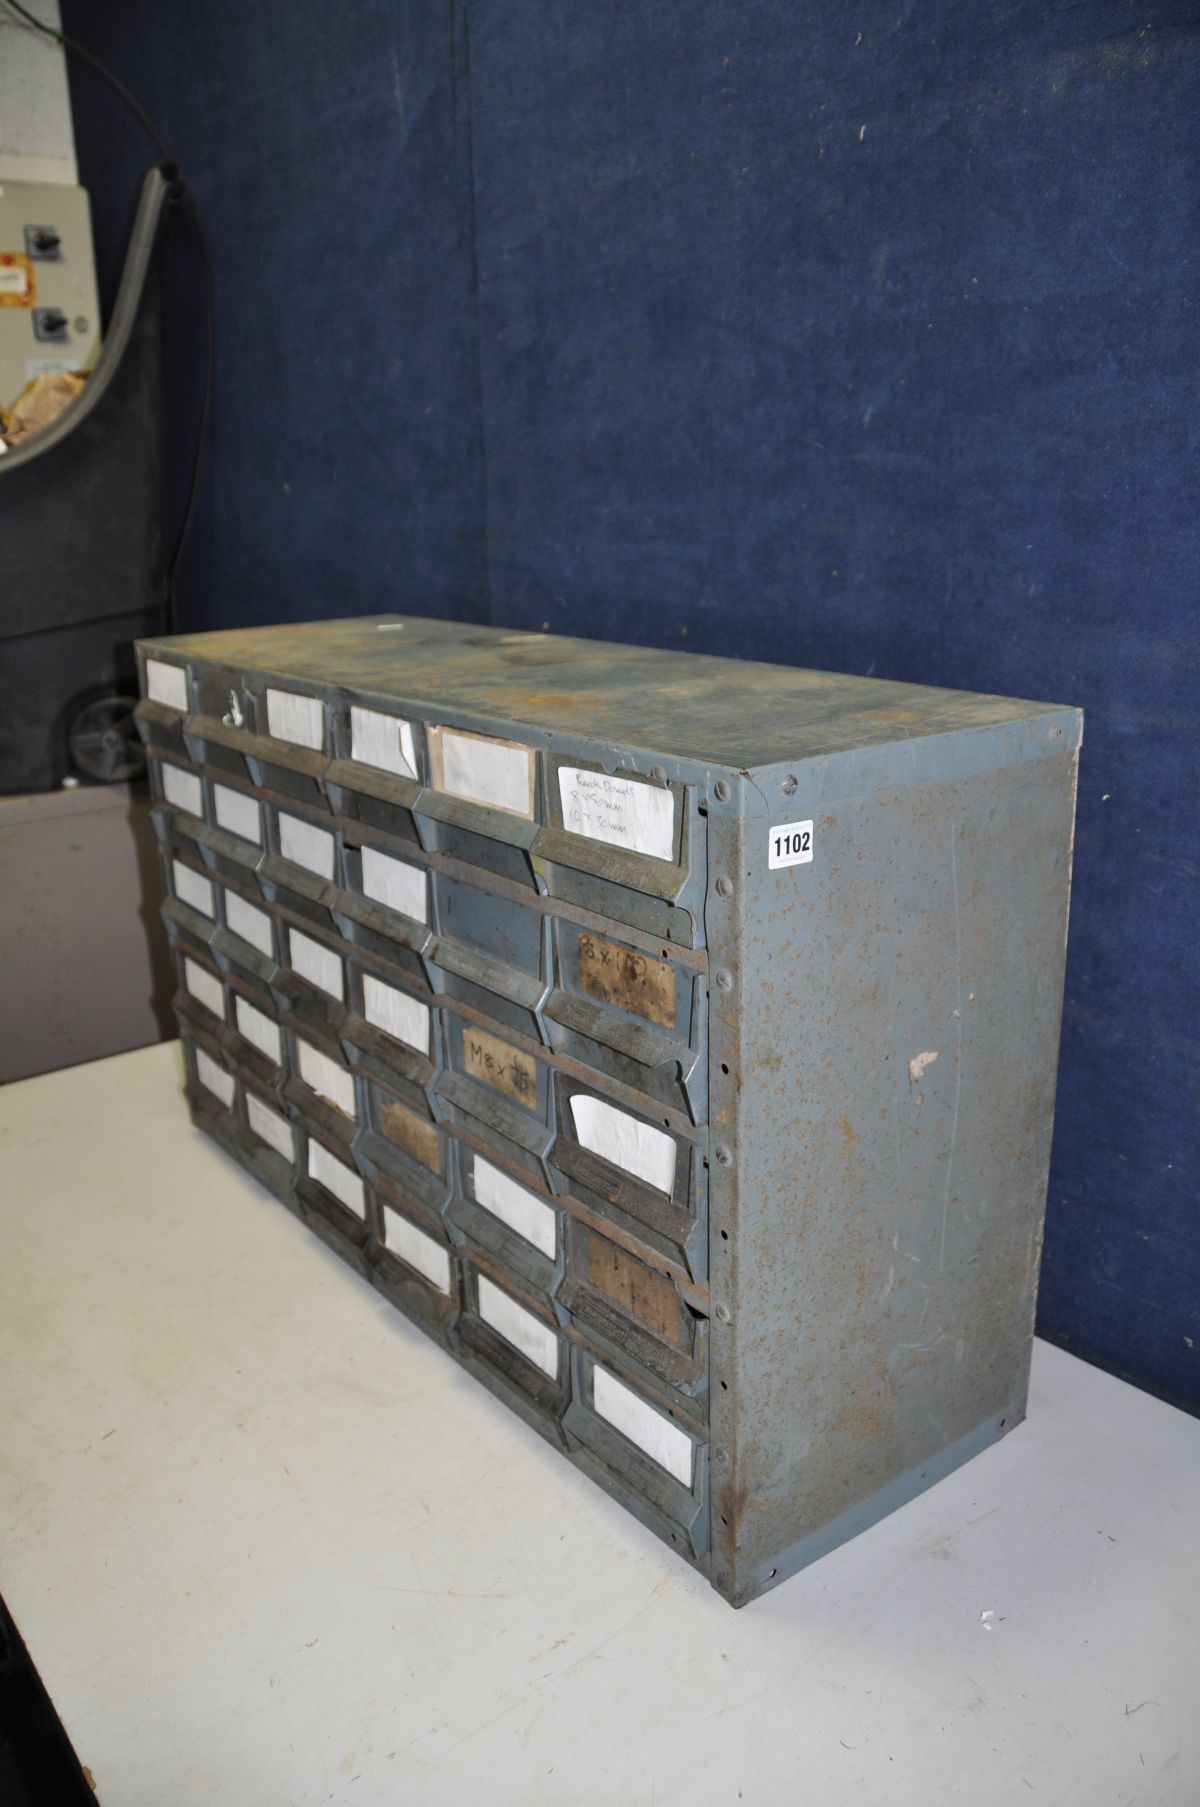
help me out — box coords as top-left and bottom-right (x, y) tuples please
(2, 1043), (1196, 1807)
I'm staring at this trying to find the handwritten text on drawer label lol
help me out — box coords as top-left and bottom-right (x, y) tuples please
(558, 767), (675, 863)
(577, 931), (676, 1028)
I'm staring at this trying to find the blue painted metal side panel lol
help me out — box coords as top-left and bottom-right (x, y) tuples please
(707, 723), (1079, 1605)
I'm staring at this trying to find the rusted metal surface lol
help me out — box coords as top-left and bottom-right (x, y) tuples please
(705, 732), (1080, 1605)
(137, 614), (1080, 1606)
(148, 613), (1069, 769)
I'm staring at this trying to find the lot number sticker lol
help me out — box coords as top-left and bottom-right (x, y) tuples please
(769, 820), (813, 869)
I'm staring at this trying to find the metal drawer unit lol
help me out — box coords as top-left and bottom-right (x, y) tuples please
(136, 617), (1080, 1607)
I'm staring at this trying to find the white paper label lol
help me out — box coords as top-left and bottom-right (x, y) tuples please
(360, 845), (427, 921)
(225, 890), (274, 958)
(768, 819), (814, 869)
(0, 266), (29, 295)
(235, 996), (282, 1065)
(195, 1048), (235, 1108)
(473, 1156), (557, 1258)
(383, 1208), (451, 1293)
(569, 1094), (677, 1194)
(278, 812), (335, 881)
(436, 728), (533, 818)
(213, 783), (261, 844)
(183, 956), (224, 1021)
(350, 706), (417, 780)
(477, 1275), (559, 1378)
(246, 1092), (293, 1160)
(146, 658), (188, 711)
(172, 858), (213, 918)
(363, 974), (430, 1054)
(308, 1138), (364, 1216)
(288, 928), (344, 1001)
(266, 687), (324, 750)
(297, 1039), (356, 1118)
(592, 1365), (694, 1488)
(558, 767), (675, 863)
(162, 762), (202, 817)
(24, 357), (78, 383)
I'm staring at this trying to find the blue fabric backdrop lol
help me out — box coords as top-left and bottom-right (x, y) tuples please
(63, 0), (1199, 1414)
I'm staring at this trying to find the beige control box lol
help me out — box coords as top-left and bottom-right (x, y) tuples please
(0, 178), (100, 413)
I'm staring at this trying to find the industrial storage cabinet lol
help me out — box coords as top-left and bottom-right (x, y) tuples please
(135, 615), (1080, 1606)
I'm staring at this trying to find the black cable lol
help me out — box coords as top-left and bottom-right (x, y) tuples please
(3, 0), (175, 164)
(3, 0), (213, 629)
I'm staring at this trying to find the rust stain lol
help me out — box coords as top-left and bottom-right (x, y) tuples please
(500, 688), (608, 713)
(845, 706), (925, 725)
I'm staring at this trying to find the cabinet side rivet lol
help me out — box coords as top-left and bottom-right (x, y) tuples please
(781, 773), (798, 796)
(715, 969), (733, 991)
(716, 875), (734, 899)
(715, 1144), (733, 1166)
(715, 1303), (732, 1323)
(714, 778), (732, 802)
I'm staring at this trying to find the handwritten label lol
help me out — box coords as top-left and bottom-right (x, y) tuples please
(558, 766), (675, 863)
(577, 932), (676, 1028)
(379, 1098), (441, 1174)
(463, 1027), (539, 1110)
(580, 1226), (686, 1347)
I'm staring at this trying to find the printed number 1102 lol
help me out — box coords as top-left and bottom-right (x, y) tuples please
(768, 820), (813, 869)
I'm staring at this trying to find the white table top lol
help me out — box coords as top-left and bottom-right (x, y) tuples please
(2, 1042), (1197, 1807)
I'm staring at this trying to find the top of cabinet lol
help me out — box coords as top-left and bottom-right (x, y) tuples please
(140, 614), (1078, 771)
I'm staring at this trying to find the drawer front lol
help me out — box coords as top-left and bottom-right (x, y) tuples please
(565, 1350), (709, 1563)
(146, 643), (720, 1585)
(545, 919), (706, 1121)
(550, 1079), (707, 1281)
(562, 1219), (708, 1401)
(457, 1253), (570, 1446)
